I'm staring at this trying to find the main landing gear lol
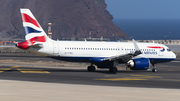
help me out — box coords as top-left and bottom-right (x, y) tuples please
(109, 67), (117, 73)
(87, 63), (118, 73)
(152, 64), (158, 73)
(87, 64), (96, 72)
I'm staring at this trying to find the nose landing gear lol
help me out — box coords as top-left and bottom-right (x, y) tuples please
(152, 64), (158, 73)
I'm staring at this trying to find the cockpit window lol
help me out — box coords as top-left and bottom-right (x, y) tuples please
(167, 48), (171, 51)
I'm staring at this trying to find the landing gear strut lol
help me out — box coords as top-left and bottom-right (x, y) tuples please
(87, 63), (96, 72)
(152, 64), (158, 73)
(109, 67), (118, 73)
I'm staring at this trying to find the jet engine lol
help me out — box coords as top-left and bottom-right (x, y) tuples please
(126, 58), (150, 70)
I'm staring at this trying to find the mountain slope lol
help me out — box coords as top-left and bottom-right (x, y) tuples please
(0, 0), (128, 40)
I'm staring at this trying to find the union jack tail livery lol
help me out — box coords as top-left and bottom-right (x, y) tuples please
(17, 9), (51, 49)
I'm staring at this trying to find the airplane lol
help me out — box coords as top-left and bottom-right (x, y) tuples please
(16, 9), (176, 73)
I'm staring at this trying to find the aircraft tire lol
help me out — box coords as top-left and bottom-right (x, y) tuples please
(109, 67), (117, 73)
(87, 66), (95, 72)
(152, 68), (158, 73)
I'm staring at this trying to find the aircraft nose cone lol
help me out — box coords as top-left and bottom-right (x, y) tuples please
(172, 52), (176, 59)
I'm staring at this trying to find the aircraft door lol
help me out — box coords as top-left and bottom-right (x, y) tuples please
(53, 43), (59, 54)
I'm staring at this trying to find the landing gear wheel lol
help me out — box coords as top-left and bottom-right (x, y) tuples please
(152, 68), (158, 72)
(109, 67), (117, 73)
(87, 66), (96, 72)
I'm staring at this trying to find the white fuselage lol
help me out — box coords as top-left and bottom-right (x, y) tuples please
(27, 40), (176, 63)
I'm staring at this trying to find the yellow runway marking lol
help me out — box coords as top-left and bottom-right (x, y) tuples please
(95, 78), (148, 81)
(131, 75), (162, 78)
(0, 68), (11, 70)
(17, 69), (50, 73)
(11, 66), (20, 68)
(97, 74), (162, 81)
(0, 68), (11, 73)
(20, 71), (50, 73)
(0, 71), (4, 73)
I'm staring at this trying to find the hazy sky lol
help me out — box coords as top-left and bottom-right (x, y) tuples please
(105, 0), (180, 19)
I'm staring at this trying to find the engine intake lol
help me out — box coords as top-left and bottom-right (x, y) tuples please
(127, 58), (150, 70)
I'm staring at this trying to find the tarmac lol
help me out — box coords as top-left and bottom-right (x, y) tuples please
(1, 79), (180, 101)
(0, 54), (180, 100)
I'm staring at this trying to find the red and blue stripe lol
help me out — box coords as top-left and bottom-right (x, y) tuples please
(21, 13), (40, 28)
(147, 46), (165, 52)
(24, 27), (42, 35)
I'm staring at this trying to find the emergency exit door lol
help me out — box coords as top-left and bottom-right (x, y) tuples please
(53, 43), (59, 54)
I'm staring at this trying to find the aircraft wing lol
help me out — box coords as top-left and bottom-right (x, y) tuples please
(103, 50), (141, 62)
(104, 39), (141, 62)
(90, 39), (142, 63)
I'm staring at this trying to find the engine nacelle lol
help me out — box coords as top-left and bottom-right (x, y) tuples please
(127, 58), (150, 70)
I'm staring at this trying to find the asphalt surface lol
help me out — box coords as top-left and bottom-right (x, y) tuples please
(0, 54), (180, 89)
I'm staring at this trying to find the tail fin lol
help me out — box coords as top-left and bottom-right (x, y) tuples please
(18, 9), (51, 49)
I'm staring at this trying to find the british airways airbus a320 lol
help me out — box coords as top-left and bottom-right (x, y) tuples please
(16, 9), (176, 73)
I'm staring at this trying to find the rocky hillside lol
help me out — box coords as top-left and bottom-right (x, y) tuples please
(0, 0), (128, 40)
